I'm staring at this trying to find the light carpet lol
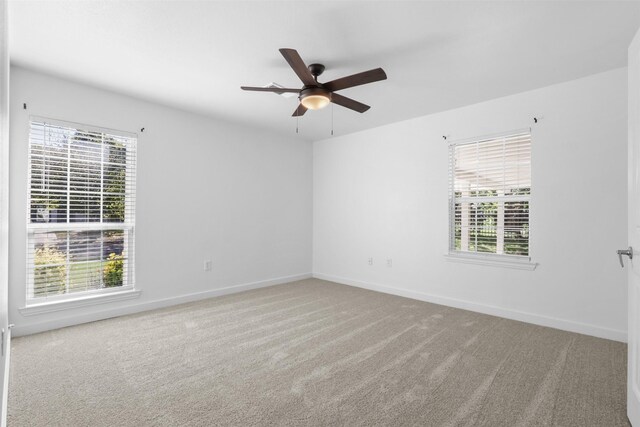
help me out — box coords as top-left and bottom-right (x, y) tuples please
(8, 279), (628, 426)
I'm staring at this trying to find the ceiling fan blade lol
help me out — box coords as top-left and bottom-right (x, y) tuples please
(330, 93), (370, 113)
(292, 104), (308, 117)
(324, 68), (387, 92)
(240, 86), (300, 93)
(279, 48), (316, 86)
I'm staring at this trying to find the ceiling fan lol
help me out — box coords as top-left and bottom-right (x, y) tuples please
(241, 48), (387, 117)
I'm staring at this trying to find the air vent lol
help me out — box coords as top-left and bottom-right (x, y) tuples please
(264, 82), (297, 98)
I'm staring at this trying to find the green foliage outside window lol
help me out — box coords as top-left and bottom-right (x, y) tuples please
(103, 252), (124, 287)
(33, 246), (66, 297)
(454, 187), (530, 256)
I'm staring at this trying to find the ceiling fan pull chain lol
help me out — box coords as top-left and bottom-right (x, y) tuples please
(331, 97), (334, 136)
(296, 108), (299, 134)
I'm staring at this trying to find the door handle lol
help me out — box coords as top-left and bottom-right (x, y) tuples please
(617, 246), (633, 268)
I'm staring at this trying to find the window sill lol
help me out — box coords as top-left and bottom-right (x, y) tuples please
(19, 289), (142, 316)
(444, 253), (538, 270)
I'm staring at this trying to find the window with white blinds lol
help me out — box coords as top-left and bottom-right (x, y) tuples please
(26, 118), (137, 304)
(449, 131), (531, 258)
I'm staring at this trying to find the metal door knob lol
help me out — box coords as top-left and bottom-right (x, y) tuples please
(617, 246), (633, 267)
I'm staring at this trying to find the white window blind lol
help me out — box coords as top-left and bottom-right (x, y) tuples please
(449, 131), (531, 258)
(26, 118), (137, 303)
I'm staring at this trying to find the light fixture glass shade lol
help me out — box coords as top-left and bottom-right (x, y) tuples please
(301, 94), (330, 110)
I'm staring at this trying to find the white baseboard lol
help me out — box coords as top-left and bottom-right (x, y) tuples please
(1, 327), (10, 427)
(12, 273), (312, 337)
(313, 273), (627, 343)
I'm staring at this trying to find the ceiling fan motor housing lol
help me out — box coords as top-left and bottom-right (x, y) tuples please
(300, 86), (329, 98)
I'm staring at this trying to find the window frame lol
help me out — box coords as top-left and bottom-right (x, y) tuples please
(24, 116), (138, 307)
(446, 129), (536, 269)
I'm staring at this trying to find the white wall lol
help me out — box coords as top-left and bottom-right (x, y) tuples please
(0, 0), (11, 420)
(313, 68), (628, 342)
(9, 67), (313, 336)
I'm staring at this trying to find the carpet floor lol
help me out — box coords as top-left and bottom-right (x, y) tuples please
(8, 279), (629, 426)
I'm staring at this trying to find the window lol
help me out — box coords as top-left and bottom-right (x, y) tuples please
(449, 131), (531, 260)
(26, 118), (137, 305)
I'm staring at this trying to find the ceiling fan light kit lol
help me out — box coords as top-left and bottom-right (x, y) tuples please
(300, 87), (331, 110)
(241, 48), (387, 117)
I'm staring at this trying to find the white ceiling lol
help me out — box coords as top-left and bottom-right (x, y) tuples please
(9, 1), (640, 141)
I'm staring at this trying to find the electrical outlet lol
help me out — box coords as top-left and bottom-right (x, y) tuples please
(387, 259), (392, 267)
(368, 257), (373, 266)
(204, 260), (212, 272)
